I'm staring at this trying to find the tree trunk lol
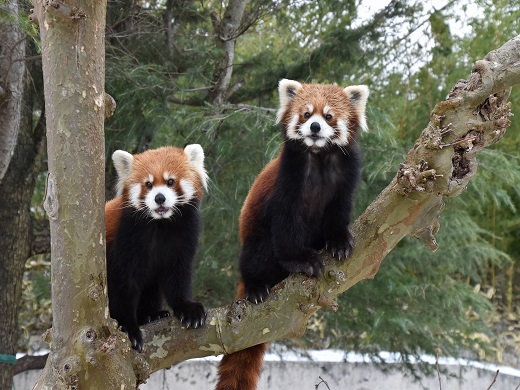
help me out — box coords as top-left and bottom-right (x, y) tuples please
(209, 0), (247, 105)
(0, 109), (45, 389)
(0, 0), (26, 182)
(0, 2), (45, 388)
(31, 1), (136, 388)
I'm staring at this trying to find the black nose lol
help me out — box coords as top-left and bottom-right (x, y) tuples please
(310, 122), (321, 134)
(155, 193), (166, 205)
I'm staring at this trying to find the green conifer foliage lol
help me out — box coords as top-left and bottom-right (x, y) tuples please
(18, 0), (520, 370)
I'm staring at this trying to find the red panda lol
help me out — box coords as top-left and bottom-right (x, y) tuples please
(215, 79), (369, 390)
(105, 145), (208, 352)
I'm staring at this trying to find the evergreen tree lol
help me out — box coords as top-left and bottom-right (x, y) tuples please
(11, 0), (520, 380)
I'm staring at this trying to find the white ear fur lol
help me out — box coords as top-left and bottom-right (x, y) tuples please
(112, 150), (134, 196)
(276, 79), (303, 123)
(344, 85), (369, 132)
(184, 144), (208, 192)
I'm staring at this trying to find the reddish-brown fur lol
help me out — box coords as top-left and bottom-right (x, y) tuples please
(217, 81), (366, 390)
(216, 161), (279, 389)
(105, 197), (124, 252)
(216, 340), (268, 390)
(105, 147), (205, 250)
(280, 83), (361, 143)
(215, 280), (268, 390)
(122, 147), (204, 202)
(238, 157), (280, 242)
(105, 145), (207, 350)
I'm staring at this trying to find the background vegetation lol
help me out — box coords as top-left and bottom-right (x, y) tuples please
(15, 0), (520, 372)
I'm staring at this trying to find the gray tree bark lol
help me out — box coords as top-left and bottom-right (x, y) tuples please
(0, 2), (46, 389)
(0, 0), (27, 181)
(31, 1), (136, 388)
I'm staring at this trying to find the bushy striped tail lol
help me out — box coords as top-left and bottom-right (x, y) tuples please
(216, 280), (268, 390)
(215, 343), (268, 390)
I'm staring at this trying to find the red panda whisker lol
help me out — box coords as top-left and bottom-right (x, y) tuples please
(135, 206), (153, 221)
(136, 208), (150, 221)
(183, 200), (199, 210)
(115, 203), (133, 211)
(337, 144), (349, 157)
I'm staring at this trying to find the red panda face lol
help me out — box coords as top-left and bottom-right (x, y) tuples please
(112, 145), (207, 220)
(276, 79), (369, 151)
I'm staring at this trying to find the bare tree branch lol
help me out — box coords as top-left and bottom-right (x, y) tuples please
(209, 0), (247, 105)
(13, 354), (48, 375)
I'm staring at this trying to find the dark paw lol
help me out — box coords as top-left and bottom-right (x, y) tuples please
(156, 310), (171, 319)
(326, 230), (355, 260)
(245, 284), (271, 304)
(297, 257), (324, 277)
(126, 326), (143, 352)
(281, 251), (323, 277)
(173, 302), (206, 329)
(145, 310), (171, 323)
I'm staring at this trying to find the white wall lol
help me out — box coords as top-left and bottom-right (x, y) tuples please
(15, 359), (520, 390)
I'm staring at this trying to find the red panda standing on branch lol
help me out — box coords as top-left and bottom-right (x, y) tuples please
(105, 145), (208, 352)
(215, 79), (369, 390)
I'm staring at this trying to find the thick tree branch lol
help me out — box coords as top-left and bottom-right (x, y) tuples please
(0, 1), (27, 182)
(123, 35), (520, 383)
(13, 354), (48, 375)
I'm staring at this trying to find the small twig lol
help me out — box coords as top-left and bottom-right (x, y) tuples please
(486, 370), (499, 390)
(435, 353), (442, 390)
(183, 86), (213, 92)
(514, 381), (520, 390)
(10, 55), (42, 64)
(232, 103), (277, 113)
(439, 136), (478, 148)
(2, 35), (29, 91)
(315, 376), (331, 390)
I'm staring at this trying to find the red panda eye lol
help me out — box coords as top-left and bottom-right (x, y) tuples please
(145, 181), (153, 189)
(325, 114), (333, 121)
(304, 112), (311, 119)
(167, 178), (175, 187)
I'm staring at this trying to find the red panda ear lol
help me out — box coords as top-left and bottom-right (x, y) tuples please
(276, 79), (302, 123)
(112, 150), (134, 196)
(343, 85), (369, 132)
(184, 144), (208, 192)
